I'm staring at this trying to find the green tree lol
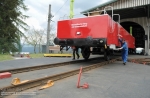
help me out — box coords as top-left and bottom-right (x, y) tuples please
(25, 26), (56, 54)
(25, 27), (42, 54)
(0, 0), (28, 54)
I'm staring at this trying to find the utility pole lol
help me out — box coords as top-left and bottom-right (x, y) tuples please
(46, 4), (51, 53)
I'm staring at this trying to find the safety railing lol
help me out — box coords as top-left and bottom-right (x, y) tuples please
(113, 14), (120, 35)
(104, 6), (114, 33)
(59, 6), (121, 34)
(59, 9), (107, 20)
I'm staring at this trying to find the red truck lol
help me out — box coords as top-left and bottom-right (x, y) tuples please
(54, 11), (135, 60)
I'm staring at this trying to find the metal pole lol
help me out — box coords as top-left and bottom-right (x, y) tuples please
(147, 5), (150, 55)
(69, 0), (74, 19)
(46, 4), (51, 53)
(147, 19), (149, 55)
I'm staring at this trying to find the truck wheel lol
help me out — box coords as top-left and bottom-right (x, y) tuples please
(133, 49), (136, 54)
(104, 51), (110, 61)
(82, 47), (90, 60)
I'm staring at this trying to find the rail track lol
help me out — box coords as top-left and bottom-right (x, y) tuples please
(0, 57), (102, 74)
(0, 58), (118, 97)
(127, 58), (150, 65)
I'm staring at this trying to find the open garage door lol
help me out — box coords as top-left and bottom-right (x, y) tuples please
(120, 21), (145, 48)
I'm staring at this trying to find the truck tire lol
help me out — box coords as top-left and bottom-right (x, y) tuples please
(104, 51), (110, 61)
(82, 47), (90, 60)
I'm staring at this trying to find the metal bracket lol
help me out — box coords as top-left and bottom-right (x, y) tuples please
(11, 78), (29, 85)
(39, 80), (54, 90)
(113, 14), (120, 23)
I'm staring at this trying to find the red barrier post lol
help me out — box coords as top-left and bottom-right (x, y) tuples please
(77, 67), (82, 88)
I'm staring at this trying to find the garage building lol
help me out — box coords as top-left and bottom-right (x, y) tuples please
(81, 0), (150, 55)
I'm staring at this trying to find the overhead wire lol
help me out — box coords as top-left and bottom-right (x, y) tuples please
(52, 0), (69, 18)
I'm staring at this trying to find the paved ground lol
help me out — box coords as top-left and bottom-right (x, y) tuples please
(0, 55), (107, 70)
(0, 57), (80, 70)
(0, 57), (105, 88)
(0, 54), (149, 70)
(5, 60), (150, 98)
(1, 54), (150, 98)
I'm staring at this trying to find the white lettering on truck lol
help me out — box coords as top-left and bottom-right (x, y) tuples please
(71, 23), (87, 28)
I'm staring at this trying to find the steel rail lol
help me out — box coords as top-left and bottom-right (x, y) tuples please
(117, 57), (150, 65)
(0, 57), (101, 74)
(127, 58), (150, 65)
(0, 58), (117, 97)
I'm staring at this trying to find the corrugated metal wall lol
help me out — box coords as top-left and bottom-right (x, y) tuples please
(112, 0), (150, 9)
(100, 0), (150, 10)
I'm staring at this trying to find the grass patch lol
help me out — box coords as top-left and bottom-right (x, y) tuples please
(0, 53), (45, 62)
(0, 54), (13, 62)
(0, 53), (82, 62)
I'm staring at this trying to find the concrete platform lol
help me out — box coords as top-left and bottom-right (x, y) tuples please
(44, 53), (72, 57)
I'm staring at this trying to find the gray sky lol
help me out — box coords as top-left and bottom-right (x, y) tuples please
(23, 0), (110, 30)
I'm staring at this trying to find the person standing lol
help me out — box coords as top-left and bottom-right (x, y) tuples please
(118, 35), (128, 65)
(72, 46), (80, 60)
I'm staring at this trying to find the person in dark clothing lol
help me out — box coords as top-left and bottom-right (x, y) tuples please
(118, 35), (128, 65)
(72, 46), (80, 60)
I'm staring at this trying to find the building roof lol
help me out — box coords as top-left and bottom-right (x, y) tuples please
(81, 0), (150, 19)
(81, 0), (118, 14)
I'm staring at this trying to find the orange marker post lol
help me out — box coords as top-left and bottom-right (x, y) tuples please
(77, 67), (82, 88)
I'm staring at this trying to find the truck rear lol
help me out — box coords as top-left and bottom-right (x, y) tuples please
(54, 14), (135, 60)
(55, 15), (114, 47)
